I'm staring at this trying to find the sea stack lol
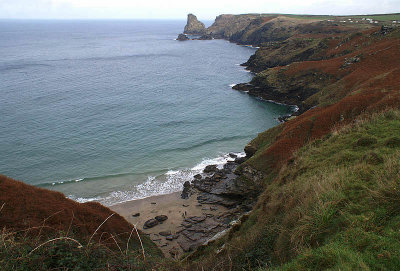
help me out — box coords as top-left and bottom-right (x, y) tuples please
(184, 14), (206, 34)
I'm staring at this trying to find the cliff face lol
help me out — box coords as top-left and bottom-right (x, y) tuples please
(205, 14), (260, 39)
(184, 17), (400, 271)
(184, 13), (206, 34)
(182, 14), (363, 46)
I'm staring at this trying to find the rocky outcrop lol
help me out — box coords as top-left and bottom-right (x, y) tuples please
(181, 14), (361, 47)
(184, 14), (206, 35)
(177, 33), (189, 41)
(206, 14), (258, 39)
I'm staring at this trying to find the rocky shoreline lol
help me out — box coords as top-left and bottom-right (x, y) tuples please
(115, 13), (346, 257)
(111, 153), (261, 258)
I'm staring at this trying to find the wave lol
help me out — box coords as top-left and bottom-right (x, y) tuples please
(0, 63), (51, 72)
(156, 135), (250, 154)
(229, 83), (237, 88)
(69, 152), (245, 206)
(158, 119), (197, 128)
(47, 53), (178, 63)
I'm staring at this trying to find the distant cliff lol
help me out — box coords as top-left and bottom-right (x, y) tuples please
(181, 13), (372, 45)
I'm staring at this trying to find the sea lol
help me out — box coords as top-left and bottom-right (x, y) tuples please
(0, 20), (293, 206)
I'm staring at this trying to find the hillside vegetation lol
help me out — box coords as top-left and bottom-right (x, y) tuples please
(186, 110), (400, 270)
(181, 14), (400, 271)
(0, 176), (166, 270)
(1, 13), (399, 270)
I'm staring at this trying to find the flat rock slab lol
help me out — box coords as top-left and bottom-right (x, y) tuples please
(186, 215), (207, 223)
(159, 231), (172, 236)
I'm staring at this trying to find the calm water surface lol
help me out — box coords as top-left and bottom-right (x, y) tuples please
(0, 20), (292, 205)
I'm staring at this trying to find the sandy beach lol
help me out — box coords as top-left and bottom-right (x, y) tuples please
(110, 191), (229, 257)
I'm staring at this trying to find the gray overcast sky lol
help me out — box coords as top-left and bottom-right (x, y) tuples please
(0, 0), (399, 20)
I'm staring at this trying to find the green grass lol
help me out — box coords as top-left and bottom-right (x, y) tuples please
(281, 13), (400, 22)
(187, 109), (400, 270)
(0, 228), (169, 270)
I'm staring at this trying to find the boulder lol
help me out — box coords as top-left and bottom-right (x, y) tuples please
(234, 156), (247, 164)
(181, 182), (191, 199)
(244, 143), (257, 158)
(144, 219), (159, 229)
(204, 164), (218, 173)
(193, 174), (202, 180)
(229, 153), (238, 158)
(155, 215), (168, 222)
(159, 231), (172, 236)
(177, 33), (189, 41)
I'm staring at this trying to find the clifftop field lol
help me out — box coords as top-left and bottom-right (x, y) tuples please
(2, 13), (400, 270)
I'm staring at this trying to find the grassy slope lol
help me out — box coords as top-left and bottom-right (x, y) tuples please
(0, 176), (167, 270)
(187, 110), (400, 270)
(184, 17), (400, 271)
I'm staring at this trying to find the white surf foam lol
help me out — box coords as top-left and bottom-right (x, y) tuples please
(229, 83), (236, 88)
(69, 152), (245, 206)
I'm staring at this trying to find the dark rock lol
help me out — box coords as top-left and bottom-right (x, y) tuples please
(229, 153), (238, 158)
(144, 219), (159, 229)
(182, 230), (204, 241)
(213, 174), (223, 179)
(210, 206), (218, 211)
(181, 221), (192, 228)
(204, 164), (218, 173)
(132, 213), (140, 217)
(197, 193), (238, 208)
(223, 161), (238, 172)
(151, 202), (157, 205)
(188, 215), (207, 223)
(193, 174), (202, 179)
(183, 204), (189, 207)
(183, 181), (191, 188)
(197, 34), (213, 40)
(166, 235), (174, 241)
(155, 215), (168, 222)
(178, 239), (196, 252)
(159, 231), (172, 236)
(181, 185), (191, 199)
(177, 33), (189, 41)
(234, 156), (247, 164)
(244, 144), (257, 158)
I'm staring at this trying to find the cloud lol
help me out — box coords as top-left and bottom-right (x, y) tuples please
(0, 0), (398, 19)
